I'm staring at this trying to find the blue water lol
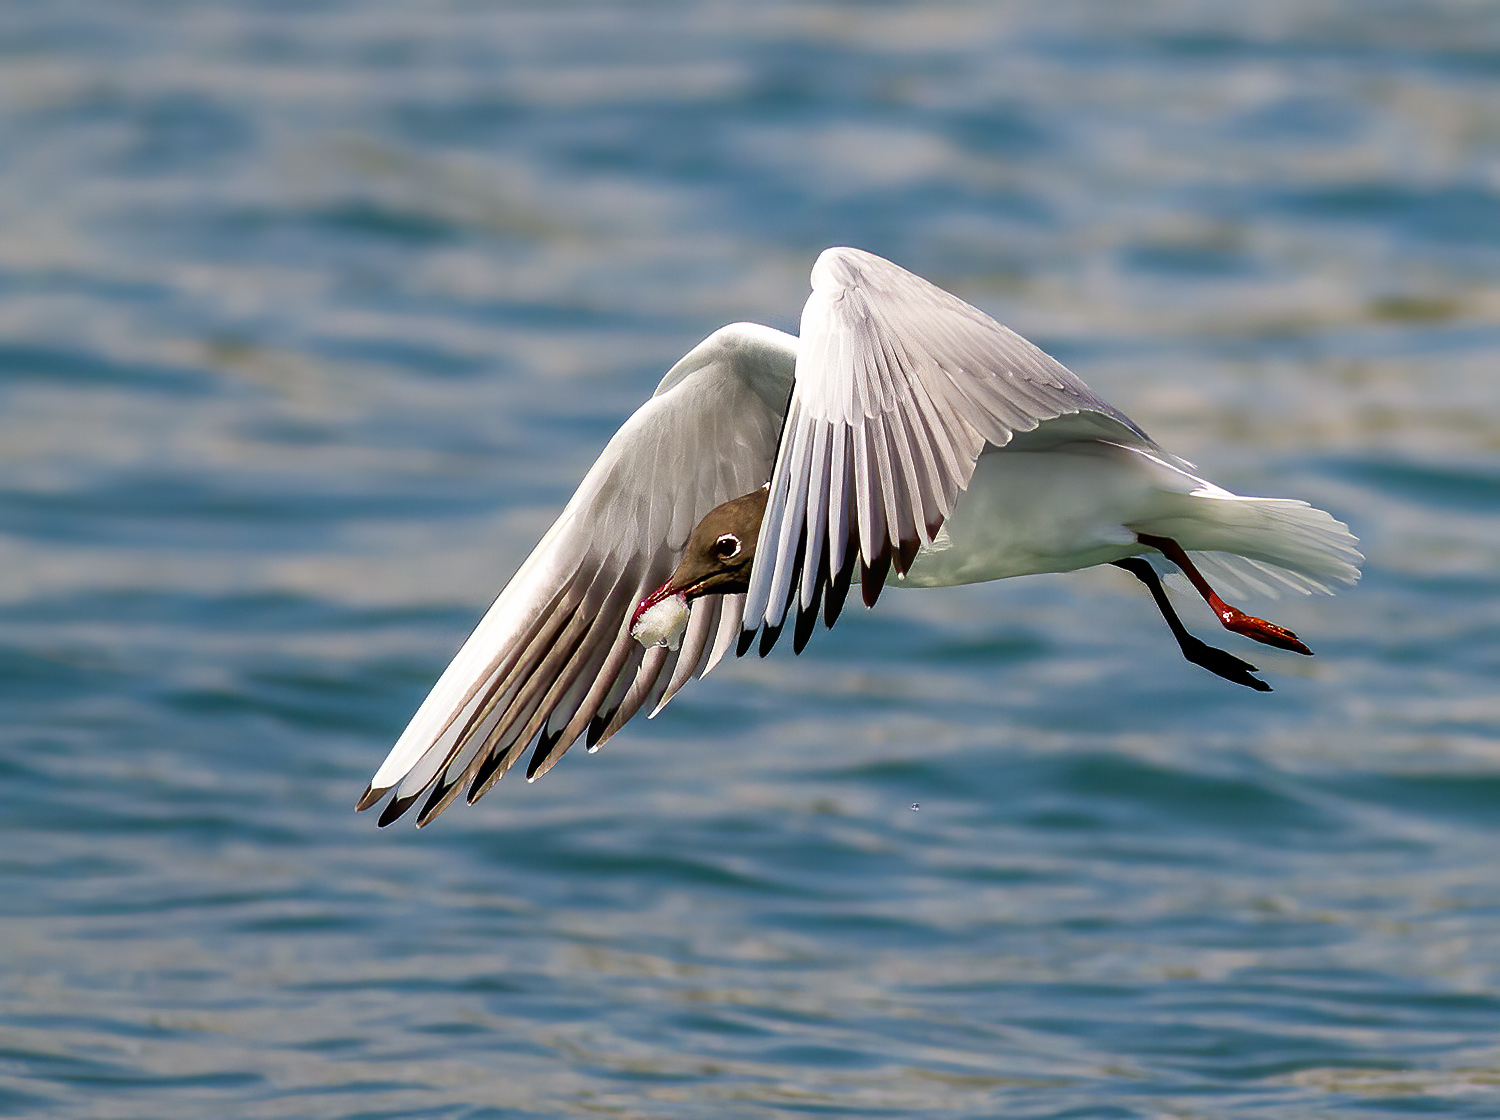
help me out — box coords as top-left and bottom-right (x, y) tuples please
(2, 2), (1499, 1117)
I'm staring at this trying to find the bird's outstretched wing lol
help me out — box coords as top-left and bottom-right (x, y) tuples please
(361, 324), (795, 826)
(742, 247), (1150, 653)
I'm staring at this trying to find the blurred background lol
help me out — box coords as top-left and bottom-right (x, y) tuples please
(1, 1), (1498, 1117)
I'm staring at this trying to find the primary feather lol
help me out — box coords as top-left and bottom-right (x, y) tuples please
(361, 323), (794, 826)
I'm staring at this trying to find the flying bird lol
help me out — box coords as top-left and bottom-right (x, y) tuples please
(360, 248), (1360, 827)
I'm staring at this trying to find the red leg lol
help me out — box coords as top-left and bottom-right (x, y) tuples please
(1134, 533), (1313, 656)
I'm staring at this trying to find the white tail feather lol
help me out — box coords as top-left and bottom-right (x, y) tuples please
(1136, 489), (1362, 600)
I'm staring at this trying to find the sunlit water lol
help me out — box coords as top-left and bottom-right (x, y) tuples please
(2, 2), (1499, 1117)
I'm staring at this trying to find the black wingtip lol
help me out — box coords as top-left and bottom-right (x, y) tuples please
(793, 596), (821, 654)
(355, 784), (386, 812)
(793, 533), (831, 654)
(894, 534), (920, 576)
(525, 726), (566, 782)
(861, 550), (891, 609)
(758, 619), (783, 658)
(824, 549), (856, 628)
(736, 627), (757, 658)
(586, 712), (609, 749)
(415, 776), (460, 828)
(377, 789), (421, 827)
(467, 747), (509, 805)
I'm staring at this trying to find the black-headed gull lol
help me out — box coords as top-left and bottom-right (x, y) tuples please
(360, 248), (1360, 827)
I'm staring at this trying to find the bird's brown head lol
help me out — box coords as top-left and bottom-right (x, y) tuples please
(632, 486), (769, 627)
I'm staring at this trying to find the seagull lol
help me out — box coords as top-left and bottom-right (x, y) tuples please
(360, 247), (1361, 827)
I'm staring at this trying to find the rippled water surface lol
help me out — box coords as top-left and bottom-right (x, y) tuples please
(2, 2), (1499, 1116)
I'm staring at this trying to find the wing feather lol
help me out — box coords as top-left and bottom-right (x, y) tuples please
(362, 324), (795, 824)
(703, 592), (746, 676)
(744, 247), (1150, 643)
(652, 593), (725, 716)
(799, 421), (831, 612)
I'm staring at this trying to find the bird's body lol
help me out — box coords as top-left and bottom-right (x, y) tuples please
(361, 248), (1360, 827)
(902, 439), (1350, 594)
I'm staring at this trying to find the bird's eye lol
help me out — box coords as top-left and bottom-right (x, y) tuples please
(713, 533), (741, 559)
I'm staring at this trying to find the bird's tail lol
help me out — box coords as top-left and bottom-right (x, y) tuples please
(1127, 454), (1363, 599)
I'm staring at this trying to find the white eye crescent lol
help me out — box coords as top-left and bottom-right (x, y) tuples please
(713, 533), (741, 559)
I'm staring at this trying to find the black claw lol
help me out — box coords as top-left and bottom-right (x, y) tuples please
(1177, 632), (1272, 692)
(1112, 557), (1273, 693)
